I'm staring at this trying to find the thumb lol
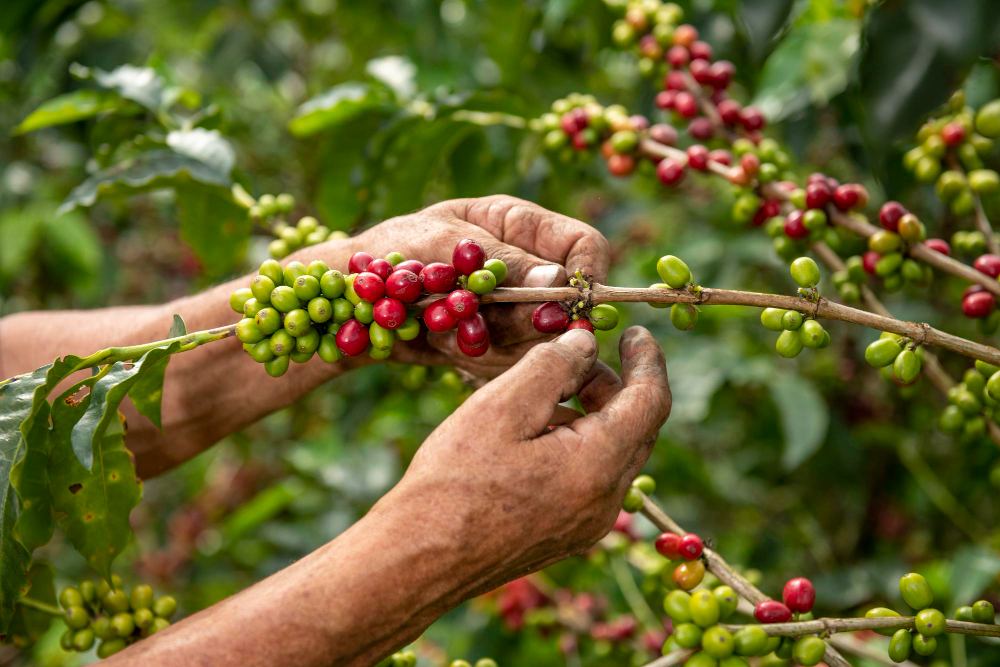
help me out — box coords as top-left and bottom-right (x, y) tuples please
(469, 328), (598, 440)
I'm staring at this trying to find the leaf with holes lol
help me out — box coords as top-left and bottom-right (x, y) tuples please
(50, 393), (141, 579)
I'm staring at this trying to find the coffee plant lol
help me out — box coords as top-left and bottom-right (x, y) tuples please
(2, 0), (1000, 664)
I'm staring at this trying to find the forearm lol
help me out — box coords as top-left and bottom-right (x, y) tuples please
(0, 237), (367, 477)
(103, 479), (480, 667)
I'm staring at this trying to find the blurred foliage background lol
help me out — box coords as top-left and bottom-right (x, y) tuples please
(2, 0), (1000, 665)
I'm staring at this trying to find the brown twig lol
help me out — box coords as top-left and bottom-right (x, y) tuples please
(721, 616), (1000, 638)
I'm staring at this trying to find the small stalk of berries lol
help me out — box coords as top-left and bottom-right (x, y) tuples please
(246, 192), (348, 260)
(532, 271), (621, 335)
(939, 359), (1000, 441)
(864, 332), (925, 386)
(647, 254), (700, 331)
(757, 257), (832, 359)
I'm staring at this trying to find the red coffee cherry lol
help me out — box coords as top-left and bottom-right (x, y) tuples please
(445, 289), (479, 320)
(689, 40), (712, 61)
(395, 259), (425, 275)
(674, 92), (699, 118)
(532, 302), (570, 333)
(335, 319), (369, 356)
(754, 600), (793, 624)
(457, 313), (489, 346)
(862, 250), (881, 275)
(666, 45), (689, 68)
(567, 319), (595, 332)
(423, 299), (457, 332)
(607, 154), (636, 177)
(385, 269), (422, 302)
(740, 153), (760, 176)
(678, 533), (704, 560)
(974, 254), (1000, 278)
(688, 117), (713, 141)
(453, 239), (486, 275)
(687, 145), (710, 171)
(654, 533), (682, 559)
(782, 577), (816, 613)
(673, 23), (699, 46)
(348, 251), (374, 274)
(421, 262), (458, 293)
(924, 238), (951, 255)
(805, 182), (831, 209)
(353, 272), (385, 302)
(373, 297), (407, 329)
(709, 60), (735, 89)
(689, 58), (713, 85)
(740, 106), (765, 131)
(650, 123), (678, 146)
(963, 290), (996, 318)
(941, 122), (966, 147)
(664, 71), (687, 91)
(561, 108), (588, 134)
(833, 184), (860, 210)
(783, 210), (809, 239)
(717, 99), (742, 125)
(629, 114), (649, 131)
(879, 201), (907, 232)
(709, 149), (732, 166)
(655, 90), (677, 110)
(657, 159), (686, 186)
(366, 258), (393, 281)
(457, 335), (489, 357)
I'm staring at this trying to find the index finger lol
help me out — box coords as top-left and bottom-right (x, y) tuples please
(434, 195), (611, 282)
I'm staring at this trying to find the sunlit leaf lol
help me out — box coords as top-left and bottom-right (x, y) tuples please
(14, 90), (127, 135)
(166, 128), (235, 177)
(289, 82), (395, 137)
(89, 64), (167, 112)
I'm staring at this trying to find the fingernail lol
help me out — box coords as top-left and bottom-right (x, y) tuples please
(524, 264), (563, 287)
(557, 328), (597, 356)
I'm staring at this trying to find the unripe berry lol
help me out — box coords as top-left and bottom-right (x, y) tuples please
(264, 354), (290, 377)
(589, 304), (619, 330)
(453, 239), (486, 275)
(283, 261), (307, 287)
(421, 262), (458, 293)
(230, 288), (253, 314)
(467, 269), (497, 295)
(353, 300), (374, 324)
(672, 560), (706, 591)
(369, 322), (396, 351)
(236, 318), (265, 344)
(775, 330), (803, 358)
(782, 577), (815, 613)
(672, 622), (702, 648)
(306, 259), (329, 279)
(269, 330), (295, 357)
(258, 259), (284, 286)
(396, 317), (421, 342)
(656, 255), (691, 287)
(915, 608), (945, 636)
(60, 587), (84, 609)
(792, 636), (825, 666)
(483, 258), (508, 284)
(335, 319), (369, 356)
(317, 334), (342, 363)
(283, 309), (312, 337)
(423, 299), (458, 333)
(670, 303), (698, 330)
(899, 572), (933, 610)
(320, 270), (346, 299)
(332, 298), (354, 323)
(97, 638), (127, 658)
(754, 600), (792, 624)
(270, 285), (301, 313)
(348, 251), (374, 274)
(972, 599), (995, 623)
(790, 257), (820, 287)
(689, 590), (720, 628)
(865, 337), (902, 367)
(293, 275), (321, 301)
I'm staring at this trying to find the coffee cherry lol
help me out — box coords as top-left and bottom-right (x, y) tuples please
(865, 606), (901, 636)
(733, 626), (768, 657)
(385, 269), (422, 302)
(457, 335), (490, 358)
(269, 285), (301, 313)
(269, 330), (295, 357)
(59, 587), (84, 609)
(567, 319), (594, 332)
(792, 636), (825, 666)
(657, 255), (691, 288)
(678, 533), (703, 560)
(354, 301), (374, 324)
(915, 608), (945, 636)
(64, 605), (89, 629)
(149, 617), (170, 634)
(366, 258), (393, 281)
(879, 201), (906, 231)
(236, 318), (265, 344)
(293, 275), (321, 302)
(802, 208), (827, 231)
(689, 590), (720, 627)
(973, 600), (995, 623)
(955, 605), (976, 622)
(371, 297), (406, 330)
(865, 337), (902, 367)
(790, 257), (820, 288)
(296, 329), (320, 355)
(893, 348), (921, 384)
(457, 314), (489, 347)
(673, 623), (702, 649)
(249, 339), (276, 364)
(775, 329), (803, 358)
(97, 638), (127, 658)
(701, 626), (734, 659)
(331, 298), (354, 323)
(670, 303), (698, 330)
(711, 586), (738, 620)
(258, 259), (284, 286)
(622, 487), (644, 512)
(481, 258), (507, 285)
(782, 577), (815, 613)
(335, 319), (369, 356)
(280, 309), (309, 337)
(453, 239), (486, 276)
(268, 240), (289, 259)
(354, 272), (386, 302)
(421, 262), (458, 293)
(467, 269), (497, 295)
(663, 590), (692, 622)
(111, 611), (134, 638)
(912, 633), (937, 656)
(941, 121), (966, 146)
(348, 252), (374, 274)
(304, 259), (328, 279)
(783, 210), (809, 239)
(445, 289), (479, 320)
(963, 290), (995, 318)
(230, 288), (253, 313)
(672, 560), (705, 590)
(283, 261), (307, 287)
(317, 334), (341, 363)
(799, 320), (826, 348)
(583, 303), (617, 331)
(974, 254), (1000, 278)
(369, 323), (395, 351)
(650, 123), (678, 146)
(754, 600), (792, 624)
(656, 158), (686, 186)
(396, 317), (421, 341)
(655, 533), (682, 559)
(760, 308), (786, 331)
(242, 297), (262, 318)
(532, 302), (570, 333)
(424, 299), (458, 333)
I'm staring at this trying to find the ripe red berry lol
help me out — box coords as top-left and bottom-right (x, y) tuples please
(688, 117), (713, 140)
(740, 153), (760, 176)
(689, 40), (712, 61)
(674, 92), (698, 118)
(457, 313), (489, 346)
(421, 262), (458, 293)
(740, 106), (765, 131)
(373, 297), (407, 329)
(348, 252), (374, 274)
(366, 258), (393, 281)
(423, 299), (457, 332)
(452, 239), (486, 275)
(445, 289), (479, 320)
(655, 90), (677, 110)
(782, 578), (816, 613)
(689, 58), (713, 85)
(638, 34), (662, 59)
(457, 335), (489, 357)
(664, 71), (687, 91)
(879, 201), (907, 232)
(783, 210), (809, 239)
(571, 132), (592, 150)
(561, 108), (589, 134)
(395, 259), (425, 275)
(963, 290), (996, 318)
(385, 269), (422, 302)
(924, 238), (951, 255)
(607, 154), (636, 177)
(805, 182), (832, 209)
(709, 60), (735, 89)
(974, 254), (1000, 278)
(754, 600), (793, 624)
(666, 45), (689, 68)
(678, 533), (704, 560)
(630, 115), (650, 131)
(567, 318), (595, 332)
(649, 123), (678, 146)
(532, 301), (569, 333)
(686, 145), (710, 171)
(673, 24), (698, 47)
(654, 533), (682, 559)
(353, 272), (385, 302)
(862, 250), (881, 275)
(941, 122), (966, 147)
(833, 184), (859, 210)
(716, 99), (742, 125)
(709, 149), (732, 166)
(657, 158), (686, 186)
(335, 319), (369, 356)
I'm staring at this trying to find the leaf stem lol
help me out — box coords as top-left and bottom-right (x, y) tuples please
(18, 597), (64, 617)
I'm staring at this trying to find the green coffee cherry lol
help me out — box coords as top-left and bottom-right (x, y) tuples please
(317, 334), (341, 363)
(59, 587), (84, 609)
(976, 100), (1000, 138)
(230, 288), (253, 314)
(674, 622), (703, 648)
(865, 337), (902, 368)
(776, 329), (803, 358)
(781, 310), (803, 331)
(702, 625), (735, 659)
(150, 617), (170, 634)
(320, 270), (346, 299)
(969, 169), (1000, 195)
(792, 636), (825, 666)
(397, 317), (421, 341)
(308, 297), (333, 323)
(649, 283), (672, 309)
(685, 653), (718, 667)
(344, 275), (361, 304)
(294, 275), (321, 301)
(876, 253), (903, 277)
(268, 240), (289, 259)
(713, 586), (738, 619)
(664, 590), (692, 622)
(270, 286), (301, 313)
(468, 269), (497, 295)
(955, 605), (976, 622)
(265, 355), (290, 377)
(893, 349), (921, 384)
(296, 329), (321, 355)
(283, 309), (312, 337)
(790, 257), (820, 288)
(985, 370), (1000, 401)
(484, 258), (507, 284)
(622, 486), (644, 512)
(269, 330), (295, 356)
(670, 303), (698, 331)
(243, 297), (264, 318)
(255, 307), (281, 335)
(657, 255), (692, 288)
(912, 633), (937, 656)
(283, 261), (307, 286)
(474, 660), (498, 667)
(250, 275), (274, 303)
(92, 616), (114, 640)
(589, 304), (620, 330)
(111, 611), (134, 638)
(799, 320), (826, 348)
(632, 474), (655, 494)
(332, 298), (354, 323)
(236, 318), (264, 344)
(915, 608), (945, 636)
(733, 625), (768, 656)
(354, 301), (375, 324)
(972, 599), (995, 623)
(64, 605), (90, 629)
(134, 607), (154, 629)
(97, 638), (127, 658)
(760, 308), (786, 331)
(369, 346), (392, 360)
(290, 349), (314, 363)
(865, 607), (902, 637)
(888, 629), (912, 662)
(258, 259), (283, 285)
(370, 323), (395, 350)
(689, 590), (720, 627)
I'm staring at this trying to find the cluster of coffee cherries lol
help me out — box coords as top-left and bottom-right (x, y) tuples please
(903, 92), (999, 213)
(537, 93), (652, 172)
(865, 572), (994, 662)
(863, 332), (924, 386)
(951, 230), (992, 257)
(938, 359), (1000, 440)
(57, 577), (176, 658)
(230, 240), (508, 374)
(247, 193), (348, 260)
(532, 300), (620, 334)
(756, 258), (832, 358)
(379, 652), (497, 667)
(647, 255), (700, 330)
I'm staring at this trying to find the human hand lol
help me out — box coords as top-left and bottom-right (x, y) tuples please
(381, 326), (670, 598)
(347, 195), (611, 377)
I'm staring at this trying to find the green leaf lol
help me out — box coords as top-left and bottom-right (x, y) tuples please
(752, 19), (860, 121)
(768, 373), (829, 470)
(70, 346), (179, 470)
(49, 393), (141, 579)
(289, 82), (395, 137)
(0, 207), (44, 286)
(89, 64), (167, 112)
(313, 113), (386, 230)
(5, 562), (56, 644)
(60, 149), (232, 214)
(176, 183), (250, 277)
(14, 90), (126, 135)
(736, 0), (794, 64)
(166, 128), (235, 177)
(168, 314), (187, 337)
(947, 545), (1000, 608)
